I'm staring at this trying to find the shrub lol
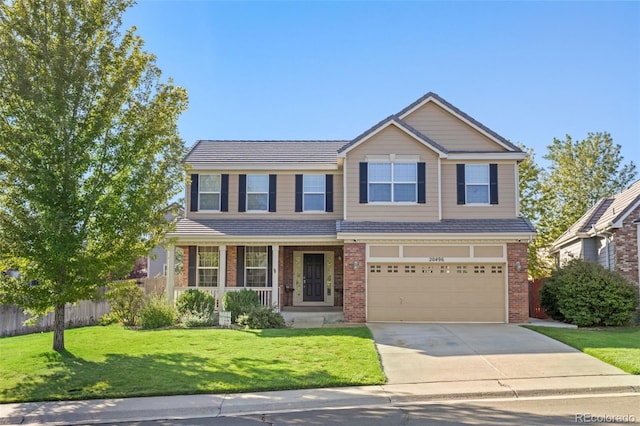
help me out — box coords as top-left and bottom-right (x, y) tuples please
(97, 313), (118, 326)
(106, 280), (144, 326)
(176, 289), (216, 317)
(180, 311), (218, 328)
(236, 306), (286, 329)
(541, 259), (639, 327)
(139, 295), (177, 329)
(222, 289), (261, 323)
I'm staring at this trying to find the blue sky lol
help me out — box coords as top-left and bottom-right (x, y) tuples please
(123, 1), (640, 171)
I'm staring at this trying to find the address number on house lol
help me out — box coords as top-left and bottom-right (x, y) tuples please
(428, 257), (445, 262)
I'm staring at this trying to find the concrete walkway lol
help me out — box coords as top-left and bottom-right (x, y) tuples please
(1, 323), (639, 425)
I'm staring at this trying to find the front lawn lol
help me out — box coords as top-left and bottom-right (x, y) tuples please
(525, 326), (640, 374)
(0, 325), (385, 403)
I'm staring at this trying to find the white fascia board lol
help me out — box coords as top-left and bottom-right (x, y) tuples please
(610, 198), (640, 229)
(400, 97), (516, 152)
(338, 121), (447, 158)
(336, 232), (536, 242)
(446, 152), (527, 161)
(187, 163), (339, 171)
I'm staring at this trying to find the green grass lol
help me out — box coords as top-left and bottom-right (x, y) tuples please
(0, 325), (385, 403)
(525, 326), (640, 374)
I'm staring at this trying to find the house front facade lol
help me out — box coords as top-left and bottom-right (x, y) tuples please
(550, 179), (640, 289)
(165, 92), (535, 323)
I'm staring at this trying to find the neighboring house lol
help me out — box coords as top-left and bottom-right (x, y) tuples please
(147, 203), (185, 278)
(550, 179), (640, 288)
(165, 92), (536, 323)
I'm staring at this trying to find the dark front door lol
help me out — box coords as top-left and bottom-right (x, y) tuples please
(303, 254), (324, 302)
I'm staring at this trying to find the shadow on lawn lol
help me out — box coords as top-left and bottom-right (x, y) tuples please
(3, 348), (347, 403)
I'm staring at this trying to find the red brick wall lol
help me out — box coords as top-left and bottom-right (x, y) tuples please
(507, 242), (529, 323)
(226, 245), (237, 287)
(343, 242), (366, 322)
(613, 205), (640, 288)
(177, 245), (189, 287)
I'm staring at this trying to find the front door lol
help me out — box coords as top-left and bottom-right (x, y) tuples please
(303, 254), (324, 302)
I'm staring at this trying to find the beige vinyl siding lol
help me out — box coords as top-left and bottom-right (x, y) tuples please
(186, 171), (344, 220)
(441, 161), (517, 219)
(345, 125), (440, 222)
(402, 102), (505, 151)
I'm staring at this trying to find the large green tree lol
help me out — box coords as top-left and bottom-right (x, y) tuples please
(0, 0), (187, 351)
(540, 132), (636, 245)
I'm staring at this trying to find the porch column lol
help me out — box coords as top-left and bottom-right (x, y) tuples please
(166, 244), (176, 304)
(272, 245), (279, 309)
(218, 245), (227, 304)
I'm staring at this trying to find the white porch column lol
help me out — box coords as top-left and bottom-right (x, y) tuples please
(272, 245), (279, 309)
(219, 245), (227, 304)
(166, 244), (176, 304)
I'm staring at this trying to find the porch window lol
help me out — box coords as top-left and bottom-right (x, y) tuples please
(303, 175), (325, 211)
(247, 175), (269, 211)
(197, 246), (218, 286)
(199, 174), (221, 211)
(465, 165), (489, 204)
(245, 246), (268, 287)
(368, 162), (417, 202)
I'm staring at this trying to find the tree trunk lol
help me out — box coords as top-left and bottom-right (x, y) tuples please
(53, 303), (65, 351)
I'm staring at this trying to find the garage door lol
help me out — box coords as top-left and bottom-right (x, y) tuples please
(367, 263), (506, 322)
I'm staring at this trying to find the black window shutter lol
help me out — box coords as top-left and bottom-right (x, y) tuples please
(236, 246), (245, 287)
(359, 162), (368, 203)
(268, 174), (277, 212)
(325, 174), (334, 212)
(190, 174), (199, 212)
(220, 174), (229, 212)
(489, 163), (499, 205)
(188, 246), (197, 287)
(456, 164), (466, 205)
(295, 174), (303, 212)
(267, 246), (273, 287)
(417, 162), (426, 204)
(238, 174), (247, 212)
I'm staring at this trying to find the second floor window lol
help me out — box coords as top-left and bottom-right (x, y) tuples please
(303, 175), (325, 211)
(465, 164), (489, 204)
(199, 174), (221, 211)
(369, 162), (417, 203)
(247, 175), (269, 211)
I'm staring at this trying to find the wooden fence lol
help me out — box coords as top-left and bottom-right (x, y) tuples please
(0, 298), (111, 338)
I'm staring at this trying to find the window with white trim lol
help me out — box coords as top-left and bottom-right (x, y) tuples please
(303, 175), (325, 211)
(465, 165), (489, 204)
(199, 175), (221, 211)
(247, 175), (269, 211)
(245, 246), (268, 287)
(368, 162), (417, 202)
(197, 246), (218, 286)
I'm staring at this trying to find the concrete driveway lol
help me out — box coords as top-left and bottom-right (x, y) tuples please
(368, 323), (627, 384)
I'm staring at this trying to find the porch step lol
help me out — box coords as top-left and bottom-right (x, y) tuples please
(291, 316), (325, 329)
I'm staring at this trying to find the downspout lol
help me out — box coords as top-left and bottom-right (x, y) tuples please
(591, 225), (614, 271)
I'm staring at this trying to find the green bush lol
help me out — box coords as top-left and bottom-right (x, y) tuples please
(176, 289), (216, 317)
(236, 306), (286, 329)
(97, 313), (118, 326)
(106, 280), (144, 326)
(541, 259), (639, 327)
(139, 295), (177, 329)
(180, 311), (218, 328)
(222, 289), (261, 323)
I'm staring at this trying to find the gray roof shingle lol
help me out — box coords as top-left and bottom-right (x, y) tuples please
(184, 140), (348, 165)
(337, 218), (536, 234)
(170, 218), (338, 238)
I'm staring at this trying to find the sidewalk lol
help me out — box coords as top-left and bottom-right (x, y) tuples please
(1, 375), (639, 425)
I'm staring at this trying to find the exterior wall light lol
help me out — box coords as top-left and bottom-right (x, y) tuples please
(515, 261), (522, 272)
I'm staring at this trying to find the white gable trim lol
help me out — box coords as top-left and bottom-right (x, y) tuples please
(398, 96), (516, 152)
(338, 119), (447, 158)
(610, 198), (640, 229)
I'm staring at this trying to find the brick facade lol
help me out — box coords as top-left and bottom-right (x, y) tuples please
(613, 205), (640, 288)
(343, 242), (366, 322)
(507, 242), (529, 323)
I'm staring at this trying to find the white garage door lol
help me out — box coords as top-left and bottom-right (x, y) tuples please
(367, 263), (506, 322)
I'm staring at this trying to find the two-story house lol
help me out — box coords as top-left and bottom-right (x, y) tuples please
(165, 92), (536, 323)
